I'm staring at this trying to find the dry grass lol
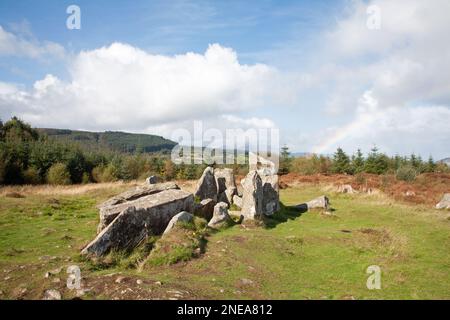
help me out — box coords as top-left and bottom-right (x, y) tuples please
(280, 173), (450, 207)
(0, 181), (140, 197)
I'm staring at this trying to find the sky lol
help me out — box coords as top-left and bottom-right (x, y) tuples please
(0, 0), (449, 159)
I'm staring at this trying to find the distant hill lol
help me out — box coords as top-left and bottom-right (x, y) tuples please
(438, 157), (450, 166)
(37, 128), (177, 154)
(291, 152), (313, 157)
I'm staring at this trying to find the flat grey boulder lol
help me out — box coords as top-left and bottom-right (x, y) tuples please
(436, 193), (450, 209)
(194, 198), (216, 220)
(82, 189), (194, 257)
(240, 170), (264, 219)
(163, 211), (194, 235)
(208, 202), (233, 228)
(97, 181), (179, 232)
(195, 167), (218, 202)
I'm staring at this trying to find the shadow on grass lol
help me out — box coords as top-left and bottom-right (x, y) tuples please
(263, 201), (308, 229)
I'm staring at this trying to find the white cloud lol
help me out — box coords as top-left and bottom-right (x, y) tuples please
(313, 91), (450, 157)
(221, 114), (275, 129)
(0, 42), (285, 133)
(0, 25), (65, 59)
(308, 0), (450, 157)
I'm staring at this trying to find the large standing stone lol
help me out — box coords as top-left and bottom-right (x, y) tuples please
(194, 198), (216, 220)
(260, 174), (280, 215)
(240, 171), (264, 219)
(249, 152), (277, 175)
(82, 189), (194, 257)
(163, 211), (194, 235)
(436, 193), (450, 209)
(208, 202), (233, 228)
(214, 168), (237, 205)
(233, 195), (243, 208)
(194, 167), (218, 202)
(97, 182), (179, 232)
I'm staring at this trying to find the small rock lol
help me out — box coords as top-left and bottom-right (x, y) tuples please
(240, 278), (254, 285)
(76, 288), (91, 297)
(43, 289), (62, 300)
(13, 287), (27, 298)
(52, 278), (61, 283)
(115, 276), (126, 284)
(338, 184), (355, 194)
(154, 281), (162, 286)
(136, 279), (143, 285)
(146, 176), (158, 184)
(50, 267), (62, 274)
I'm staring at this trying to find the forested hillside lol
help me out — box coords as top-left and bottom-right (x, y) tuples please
(37, 128), (177, 154)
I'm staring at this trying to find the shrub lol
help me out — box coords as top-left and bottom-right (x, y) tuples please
(396, 165), (417, 182)
(23, 167), (41, 184)
(91, 164), (119, 183)
(81, 172), (90, 184)
(101, 163), (119, 182)
(91, 166), (104, 183)
(355, 172), (366, 185)
(47, 163), (71, 185)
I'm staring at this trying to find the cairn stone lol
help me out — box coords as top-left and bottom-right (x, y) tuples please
(214, 168), (237, 205)
(233, 195), (243, 208)
(194, 167), (218, 202)
(306, 195), (330, 210)
(260, 173), (280, 215)
(208, 202), (233, 228)
(194, 198), (216, 220)
(97, 181), (179, 232)
(82, 189), (194, 257)
(240, 171), (264, 219)
(163, 211), (194, 235)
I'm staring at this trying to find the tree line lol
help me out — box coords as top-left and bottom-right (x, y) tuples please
(280, 146), (450, 181)
(279, 146), (449, 181)
(0, 117), (213, 185)
(1, 117), (448, 185)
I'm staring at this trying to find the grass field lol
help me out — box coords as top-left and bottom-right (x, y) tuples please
(0, 181), (449, 299)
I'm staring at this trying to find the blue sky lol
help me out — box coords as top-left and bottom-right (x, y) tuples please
(0, 0), (449, 159)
